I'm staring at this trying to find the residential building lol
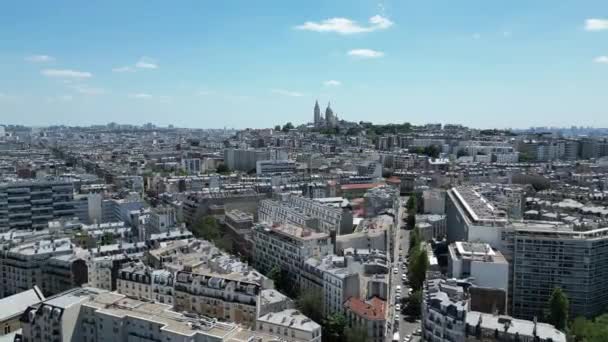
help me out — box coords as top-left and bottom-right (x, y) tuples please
(0, 286), (44, 337)
(174, 270), (262, 327)
(257, 309), (322, 342)
(344, 297), (387, 342)
(252, 222), (333, 286)
(116, 262), (152, 301)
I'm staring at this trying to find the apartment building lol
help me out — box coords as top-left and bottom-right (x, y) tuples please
(300, 256), (360, 317)
(174, 270), (261, 327)
(465, 312), (566, 342)
(344, 297), (387, 342)
(252, 222), (333, 286)
(0, 237), (88, 298)
(0, 286), (44, 337)
(421, 277), (469, 342)
(17, 287), (280, 342)
(151, 269), (174, 305)
(448, 242), (509, 292)
(116, 262), (153, 301)
(0, 179), (76, 232)
(258, 194), (353, 235)
(257, 309), (322, 342)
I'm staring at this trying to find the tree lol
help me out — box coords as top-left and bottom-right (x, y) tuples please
(406, 196), (418, 212)
(404, 290), (422, 317)
(423, 145), (441, 158)
(101, 232), (116, 245)
(547, 287), (569, 331)
(296, 290), (323, 324)
(274, 125), (281, 131)
(569, 314), (608, 342)
(282, 122), (294, 132)
(323, 313), (347, 342)
(409, 246), (429, 291)
(268, 266), (291, 295)
(409, 225), (421, 249)
(216, 163), (230, 174)
(191, 215), (221, 241)
(456, 149), (469, 158)
(343, 327), (368, 342)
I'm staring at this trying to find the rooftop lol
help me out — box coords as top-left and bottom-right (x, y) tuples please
(0, 286), (44, 322)
(344, 296), (386, 321)
(466, 311), (566, 342)
(257, 309), (320, 332)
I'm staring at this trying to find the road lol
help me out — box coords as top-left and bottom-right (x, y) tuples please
(387, 196), (421, 342)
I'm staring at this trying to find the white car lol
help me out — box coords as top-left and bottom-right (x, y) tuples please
(394, 314), (400, 321)
(396, 303), (401, 311)
(396, 285), (402, 292)
(393, 267), (399, 274)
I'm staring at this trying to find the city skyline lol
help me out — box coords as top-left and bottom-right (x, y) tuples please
(1, 0), (608, 128)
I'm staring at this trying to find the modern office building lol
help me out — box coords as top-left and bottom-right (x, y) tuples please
(256, 159), (297, 175)
(448, 242), (509, 292)
(223, 148), (288, 172)
(0, 179), (76, 232)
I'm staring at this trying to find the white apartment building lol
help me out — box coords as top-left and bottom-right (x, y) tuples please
(448, 242), (509, 293)
(257, 309), (322, 342)
(422, 277), (468, 342)
(17, 287), (281, 342)
(116, 262), (153, 301)
(151, 269), (174, 305)
(300, 256), (360, 317)
(0, 237), (88, 298)
(287, 195), (353, 235)
(252, 222), (333, 286)
(174, 270), (261, 327)
(181, 158), (202, 174)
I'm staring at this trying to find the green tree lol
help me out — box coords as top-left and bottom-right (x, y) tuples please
(343, 326), (368, 342)
(409, 246), (429, 291)
(268, 266), (290, 294)
(423, 145), (441, 158)
(216, 163), (230, 174)
(456, 149), (469, 158)
(274, 125), (281, 131)
(409, 225), (421, 249)
(569, 314), (608, 342)
(407, 213), (417, 230)
(191, 215), (221, 241)
(547, 287), (569, 331)
(404, 290), (423, 317)
(296, 289), (323, 324)
(101, 232), (116, 245)
(406, 196), (417, 212)
(323, 313), (347, 342)
(282, 122), (294, 132)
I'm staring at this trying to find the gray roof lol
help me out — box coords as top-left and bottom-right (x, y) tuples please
(0, 286), (45, 322)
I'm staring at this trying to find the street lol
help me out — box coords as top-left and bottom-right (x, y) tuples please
(387, 197), (421, 342)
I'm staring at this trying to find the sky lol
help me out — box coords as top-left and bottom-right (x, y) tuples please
(1, 0), (608, 129)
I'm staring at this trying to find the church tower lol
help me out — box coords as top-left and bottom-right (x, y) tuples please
(314, 100), (321, 126)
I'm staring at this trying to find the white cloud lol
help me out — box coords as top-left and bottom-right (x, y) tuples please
(347, 49), (384, 58)
(271, 89), (305, 97)
(324, 80), (342, 87)
(25, 55), (55, 63)
(41, 69), (92, 79)
(585, 18), (608, 31)
(129, 93), (152, 99)
(135, 57), (158, 69)
(112, 66), (135, 73)
(594, 56), (608, 64)
(295, 15), (393, 34)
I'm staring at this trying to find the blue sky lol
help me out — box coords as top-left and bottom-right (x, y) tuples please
(1, 0), (608, 129)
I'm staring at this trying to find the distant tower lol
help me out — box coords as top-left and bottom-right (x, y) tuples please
(314, 100), (321, 126)
(325, 102), (335, 127)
